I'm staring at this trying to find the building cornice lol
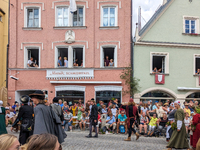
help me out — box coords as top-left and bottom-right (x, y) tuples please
(135, 41), (200, 49)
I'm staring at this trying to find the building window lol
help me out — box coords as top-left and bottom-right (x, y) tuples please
(185, 20), (196, 34)
(27, 48), (39, 68)
(101, 46), (117, 67)
(73, 48), (83, 67)
(150, 52), (169, 74)
(102, 7), (117, 27)
(96, 91), (121, 105)
(73, 7), (84, 26)
(152, 56), (165, 73)
(57, 48), (68, 67)
(56, 7), (69, 26)
(194, 55), (200, 75)
(0, 15), (2, 22)
(27, 8), (39, 27)
(183, 16), (199, 34)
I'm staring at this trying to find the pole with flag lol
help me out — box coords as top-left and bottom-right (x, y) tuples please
(70, 0), (77, 13)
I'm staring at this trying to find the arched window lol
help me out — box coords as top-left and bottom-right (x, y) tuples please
(141, 91), (175, 104)
(186, 92), (200, 101)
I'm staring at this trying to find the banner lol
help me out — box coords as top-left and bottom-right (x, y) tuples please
(155, 74), (165, 84)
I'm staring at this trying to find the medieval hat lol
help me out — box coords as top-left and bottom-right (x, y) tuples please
(129, 98), (134, 103)
(164, 103), (168, 106)
(29, 90), (45, 100)
(20, 95), (30, 104)
(53, 97), (59, 103)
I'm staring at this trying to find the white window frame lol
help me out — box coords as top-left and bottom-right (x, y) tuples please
(100, 45), (117, 68)
(183, 16), (199, 34)
(24, 46), (41, 68)
(194, 54), (200, 75)
(55, 5), (70, 27)
(72, 5), (85, 26)
(100, 5), (118, 27)
(150, 52), (169, 74)
(55, 45), (85, 68)
(24, 6), (41, 28)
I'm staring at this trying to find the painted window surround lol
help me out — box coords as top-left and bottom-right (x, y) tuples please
(24, 46), (41, 68)
(100, 45), (118, 68)
(24, 6), (41, 28)
(183, 15), (199, 34)
(55, 5), (85, 27)
(150, 52), (169, 74)
(54, 45), (85, 68)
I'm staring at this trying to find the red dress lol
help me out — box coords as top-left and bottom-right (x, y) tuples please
(191, 114), (200, 148)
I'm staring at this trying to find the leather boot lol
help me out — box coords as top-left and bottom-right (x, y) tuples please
(124, 136), (131, 141)
(135, 132), (140, 140)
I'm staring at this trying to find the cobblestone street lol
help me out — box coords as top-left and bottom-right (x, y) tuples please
(7, 127), (169, 150)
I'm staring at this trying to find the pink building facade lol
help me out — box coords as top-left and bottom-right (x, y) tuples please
(8, 0), (131, 105)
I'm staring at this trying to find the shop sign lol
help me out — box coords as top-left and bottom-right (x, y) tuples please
(46, 69), (94, 80)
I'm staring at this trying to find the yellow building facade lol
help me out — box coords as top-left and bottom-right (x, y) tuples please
(0, 0), (8, 89)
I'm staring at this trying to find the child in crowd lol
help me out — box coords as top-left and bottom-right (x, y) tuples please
(146, 113), (158, 137)
(79, 113), (86, 131)
(97, 112), (102, 133)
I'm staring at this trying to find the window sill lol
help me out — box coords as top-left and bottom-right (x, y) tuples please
(193, 74), (200, 76)
(22, 27), (43, 30)
(53, 26), (87, 29)
(99, 26), (119, 29)
(182, 33), (200, 36)
(25, 67), (40, 69)
(150, 73), (169, 75)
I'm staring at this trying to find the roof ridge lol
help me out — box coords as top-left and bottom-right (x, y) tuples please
(139, 0), (172, 36)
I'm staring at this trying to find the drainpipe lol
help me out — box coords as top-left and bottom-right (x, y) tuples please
(130, 0), (133, 98)
(6, 0), (10, 88)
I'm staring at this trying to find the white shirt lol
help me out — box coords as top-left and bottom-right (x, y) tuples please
(184, 118), (191, 127)
(6, 112), (15, 118)
(27, 60), (33, 65)
(141, 107), (148, 115)
(64, 60), (68, 67)
(111, 108), (117, 116)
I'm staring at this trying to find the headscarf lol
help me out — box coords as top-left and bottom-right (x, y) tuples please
(174, 100), (181, 106)
(0, 100), (3, 113)
(170, 102), (174, 107)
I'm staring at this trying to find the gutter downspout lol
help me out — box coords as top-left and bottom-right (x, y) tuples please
(6, 0), (10, 88)
(130, 0), (133, 98)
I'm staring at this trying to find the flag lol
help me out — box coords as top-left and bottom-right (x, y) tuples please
(70, 0), (77, 13)
(155, 74), (165, 84)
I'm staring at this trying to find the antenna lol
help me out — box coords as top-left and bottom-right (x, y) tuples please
(138, 6), (141, 32)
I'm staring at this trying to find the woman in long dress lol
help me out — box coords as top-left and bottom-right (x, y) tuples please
(190, 106), (200, 150)
(167, 101), (189, 150)
(0, 100), (7, 135)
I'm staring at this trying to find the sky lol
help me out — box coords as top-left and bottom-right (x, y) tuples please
(132, 0), (163, 35)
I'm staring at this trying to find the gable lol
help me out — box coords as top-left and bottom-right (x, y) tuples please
(139, 0), (200, 44)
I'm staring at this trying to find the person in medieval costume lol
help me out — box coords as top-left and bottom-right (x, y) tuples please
(0, 100), (7, 135)
(190, 106), (200, 150)
(11, 95), (34, 145)
(167, 101), (190, 150)
(29, 90), (67, 146)
(166, 102), (177, 142)
(119, 99), (140, 141)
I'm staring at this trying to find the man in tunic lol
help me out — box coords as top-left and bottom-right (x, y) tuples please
(86, 99), (98, 138)
(119, 99), (140, 141)
(29, 90), (67, 144)
(0, 100), (7, 135)
(167, 101), (189, 150)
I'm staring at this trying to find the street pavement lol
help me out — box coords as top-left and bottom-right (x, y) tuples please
(6, 127), (189, 150)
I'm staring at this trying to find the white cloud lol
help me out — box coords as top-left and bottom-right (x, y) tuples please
(132, 0), (163, 36)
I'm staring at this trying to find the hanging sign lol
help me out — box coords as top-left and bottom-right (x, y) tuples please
(155, 74), (165, 84)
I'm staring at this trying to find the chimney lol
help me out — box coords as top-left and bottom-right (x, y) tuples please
(163, 0), (167, 5)
(138, 6), (141, 32)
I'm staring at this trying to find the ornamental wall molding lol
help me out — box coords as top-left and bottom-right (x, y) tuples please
(21, 2), (45, 10)
(52, 40), (89, 49)
(21, 42), (44, 50)
(97, 1), (121, 9)
(97, 41), (120, 49)
(52, 0), (89, 9)
(135, 41), (200, 49)
(55, 85), (86, 91)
